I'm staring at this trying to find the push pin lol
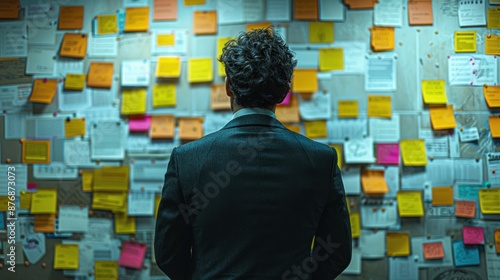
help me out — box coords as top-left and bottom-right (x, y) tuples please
(489, 242), (493, 248)
(434, 30), (439, 35)
(381, 207), (386, 212)
(427, 234), (431, 239)
(460, 127), (463, 132)
(6, 158), (11, 164)
(372, 207), (377, 212)
(493, 170), (496, 174)
(0, 263), (3, 268)
(24, 261), (30, 267)
(427, 53), (432, 58)
(399, 42), (403, 46)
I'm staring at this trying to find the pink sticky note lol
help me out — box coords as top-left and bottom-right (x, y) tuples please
(128, 115), (152, 132)
(118, 242), (146, 269)
(376, 143), (400, 165)
(278, 91), (291, 106)
(463, 226), (484, 245)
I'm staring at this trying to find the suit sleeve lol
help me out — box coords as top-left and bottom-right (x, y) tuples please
(312, 150), (352, 279)
(154, 148), (193, 280)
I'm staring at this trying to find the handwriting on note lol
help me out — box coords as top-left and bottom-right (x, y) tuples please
(423, 242), (445, 260)
(455, 200), (476, 218)
(118, 242), (146, 269)
(462, 225), (484, 245)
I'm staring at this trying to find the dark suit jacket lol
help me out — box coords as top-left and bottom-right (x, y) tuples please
(155, 114), (351, 280)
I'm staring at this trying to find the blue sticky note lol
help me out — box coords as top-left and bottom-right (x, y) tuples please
(456, 185), (485, 201)
(453, 240), (480, 266)
(0, 212), (4, 229)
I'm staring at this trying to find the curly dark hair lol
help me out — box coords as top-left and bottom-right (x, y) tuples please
(218, 27), (297, 108)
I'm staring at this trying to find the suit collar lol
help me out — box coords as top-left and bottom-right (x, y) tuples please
(222, 114), (287, 130)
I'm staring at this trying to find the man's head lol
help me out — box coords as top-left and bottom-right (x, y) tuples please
(219, 28), (297, 110)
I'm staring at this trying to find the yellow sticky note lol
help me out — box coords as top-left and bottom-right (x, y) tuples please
(115, 213), (136, 234)
(29, 79), (58, 104)
(95, 261), (119, 280)
(34, 214), (55, 233)
(400, 139), (427, 166)
(58, 6), (84, 30)
(386, 232), (411, 256)
(82, 170), (93, 192)
(304, 120), (327, 139)
(361, 169), (389, 195)
(64, 73), (86, 90)
(397, 191), (424, 217)
(121, 88), (147, 115)
(65, 118), (86, 138)
(487, 8), (500, 29)
(483, 85), (500, 108)
(432, 186), (454, 206)
(309, 21), (334, 43)
(92, 192), (127, 212)
(479, 189), (500, 214)
(150, 115), (175, 139)
(22, 139), (51, 164)
(155, 194), (161, 218)
(156, 56), (181, 77)
(87, 62), (114, 89)
(93, 166), (129, 192)
(485, 34), (500, 55)
(54, 244), (79, 270)
(60, 33), (88, 58)
(367, 95), (392, 118)
(188, 58), (213, 83)
(422, 80), (448, 104)
(157, 34), (175, 46)
(329, 144), (343, 170)
(429, 104), (457, 130)
(31, 189), (57, 214)
(454, 31), (477, 53)
(153, 84), (176, 107)
(292, 69), (318, 93)
(20, 191), (32, 209)
(210, 84), (230, 110)
(350, 212), (360, 238)
(124, 7), (149, 32)
(184, 0), (205, 5)
(217, 37), (232, 76)
(489, 116), (500, 138)
(319, 48), (343, 71)
(97, 14), (118, 35)
(338, 100), (358, 118)
(371, 26), (395, 52)
(178, 118), (204, 141)
(0, 196), (9, 211)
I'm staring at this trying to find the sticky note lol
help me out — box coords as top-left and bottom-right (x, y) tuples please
(292, 69), (318, 93)
(397, 191), (424, 217)
(60, 33), (88, 58)
(193, 10), (217, 35)
(65, 118), (86, 138)
(153, 0), (177, 21)
(408, 1), (433, 25)
(115, 213), (136, 234)
(96, 14), (118, 35)
(455, 201), (476, 219)
(453, 240), (480, 267)
(368, 95), (392, 118)
(124, 7), (149, 32)
(121, 88), (147, 115)
(64, 73), (86, 90)
(338, 100), (358, 118)
(344, 0), (375, 9)
(118, 242), (147, 269)
(400, 139), (427, 166)
(309, 22), (334, 43)
(82, 170), (93, 192)
(94, 261), (118, 280)
(184, 0), (205, 5)
(285, 124), (301, 134)
(479, 188), (500, 214)
(463, 226), (484, 245)
(246, 22), (271, 32)
(376, 143), (400, 165)
(350, 212), (360, 238)
(29, 79), (58, 104)
(0, 196), (9, 211)
(30, 188), (57, 214)
(22, 139), (51, 164)
(92, 192), (127, 212)
(178, 118), (204, 141)
(58, 6), (84, 30)
(0, 0), (19, 19)
(128, 115), (151, 132)
(432, 186), (454, 206)
(386, 232), (410, 256)
(279, 92), (292, 106)
(489, 116), (500, 138)
(304, 120), (327, 139)
(430, 105), (457, 130)
(370, 27), (395, 52)
(157, 34), (175, 46)
(217, 37), (232, 76)
(87, 62), (114, 89)
(150, 115), (175, 139)
(276, 95), (300, 123)
(294, 0), (318, 20)
(93, 166), (129, 192)
(422, 80), (448, 104)
(488, 8), (500, 29)
(329, 144), (343, 169)
(54, 244), (79, 270)
(319, 48), (343, 71)
(483, 85), (500, 108)
(155, 194), (161, 218)
(20, 191), (32, 209)
(454, 31), (477, 53)
(485, 34), (500, 55)
(188, 58), (213, 83)
(361, 169), (389, 195)
(156, 56), (181, 77)
(153, 84), (176, 107)
(210, 84), (231, 110)
(34, 214), (55, 233)
(422, 242), (445, 260)
(495, 229), (500, 254)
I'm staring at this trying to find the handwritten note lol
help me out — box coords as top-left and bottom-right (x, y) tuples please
(368, 95), (392, 118)
(115, 213), (136, 234)
(309, 22), (333, 43)
(128, 115), (151, 132)
(361, 169), (389, 195)
(463, 225), (484, 245)
(60, 33), (87, 58)
(150, 115), (175, 139)
(153, 0), (177, 21)
(121, 88), (147, 115)
(0, 0), (19, 19)
(156, 56), (181, 77)
(124, 7), (149, 32)
(97, 14), (118, 35)
(479, 188), (500, 214)
(370, 26), (395, 51)
(153, 83), (176, 107)
(65, 118), (86, 138)
(178, 118), (204, 141)
(193, 11), (217, 35)
(87, 62), (114, 88)
(423, 242), (445, 260)
(430, 105), (457, 130)
(31, 188), (57, 214)
(118, 242), (146, 269)
(483, 85), (500, 108)
(397, 191), (424, 217)
(22, 139), (51, 164)
(454, 31), (477, 53)
(93, 166), (129, 192)
(29, 79), (57, 104)
(489, 116), (500, 138)
(400, 139), (427, 166)
(338, 100), (359, 118)
(210, 84), (231, 110)
(303, 120), (327, 139)
(386, 232), (410, 256)
(54, 244), (79, 269)
(94, 261), (118, 280)
(292, 69), (318, 93)
(58, 6), (84, 30)
(294, 0), (318, 20)
(408, 0), (433, 25)
(188, 58), (213, 83)
(376, 143), (399, 165)
(34, 214), (55, 233)
(319, 48), (343, 71)
(64, 73), (86, 90)
(422, 80), (448, 104)
(485, 34), (500, 56)
(453, 240), (480, 266)
(455, 201), (476, 219)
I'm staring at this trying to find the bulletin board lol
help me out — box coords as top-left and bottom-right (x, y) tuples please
(1, 0), (500, 279)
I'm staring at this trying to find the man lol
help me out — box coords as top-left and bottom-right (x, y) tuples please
(155, 27), (351, 280)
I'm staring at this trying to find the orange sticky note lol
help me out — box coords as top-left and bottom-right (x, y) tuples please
(495, 229), (500, 254)
(193, 11), (217, 35)
(432, 186), (454, 206)
(0, 0), (19, 19)
(490, 116), (500, 138)
(125, 7), (149, 32)
(304, 120), (327, 139)
(150, 115), (175, 139)
(422, 242), (445, 260)
(408, 1), (433, 26)
(344, 0), (376, 9)
(367, 95), (392, 118)
(386, 232), (411, 257)
(210, 84), (230, 110)
(276, 95), (300, 123)
(455, 201), (476, 219)
(361, 169), (389, 195)
(483, 85), (500, 108)
(294, 0), (318, 20)
(87, 62), (114, 89)
(309, 22), (334, 43)
(292, 69), (318, 93)
(285, 124), (301, 134)
(338, 100), (359, 118)
(60, 33), (88, 58)
(246, 22), (271, 32)
(29, 79), (58, 104)
(370, 27), (395, 52)
(58, 6), (84, 30)
(178, 118), (204, 141)
(485, 34), (500, 56)
(429, 104), (457, 130)
(153, 0), (177, 21)
(34, 214), (56, 233)
(65, 118), (86, 138)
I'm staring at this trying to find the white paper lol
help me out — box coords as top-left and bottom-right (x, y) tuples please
(64, 139), (97, 168)
(81, 108), (120, 134)
(369, 115), (400, 143)
(320, 0), (345, 21)
(411, 236), (453, 268)
(90, 120), (127, 160)
(26, 47), (55, 75)
(33, 163), (78, 179)
(454, 158), (483, 185)
(28, 26), (56, 46)
(299, 91), (331, 120)
(121, 59), (150, 87)
(374, 0), (403, 27)
(128, 191), (155, 215)
(458, 0), (486, 27)
(55, 58), (84, 77)
(293, 49), (319, 69)
(329, 118), (368, 142)
(360, 229), (386, 259)
(342, 167), (361, 195)
(458, 127), (479, 142)
(487, 153), (500, 188)
(419, 129), (449, 158)
(62, 240), (93, 277)
(4, 111), (28, 139)
(130, 158), (169, 192)
(389, 256), (418, 280)
(91, 81), (118, 107)
(217, 0), (245, 24)
(58, 206), (89, 232)
(342, 247), (361, 274)
(486, 245), (500, 280)
(385, 166), (400, 197)
(365, 54), (396, 91)
(427, 159), (454, 187)
(25, 116), (65, 139)
(244, 0), (264, 22)
(448, 55), (498, 86)
(88, 35), (118, 57)
(0, 164), (27, 195)
(266, 0), (291, 21)
(127, 134), (176, 154)
(0, 23), (28, 58)
(26, 3), (51, 19)
(151, 29), (188, 55)
(83, 218), (113, 242)
(333, 42), (366, 74)
(361, 201), (398, 228)
(0, 84), (31, 111)
(344, 137), (376, 164)
(58, 88), (92, 112)
(401, 166), (427, 190)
